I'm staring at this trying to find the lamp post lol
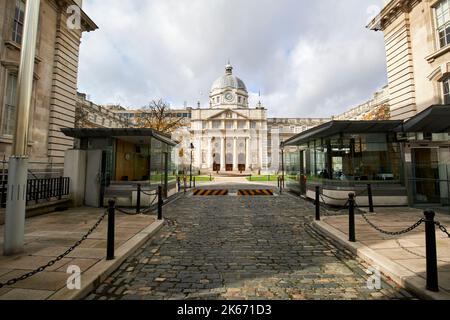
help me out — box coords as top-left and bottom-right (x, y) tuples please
(190, 143), (194, 188)
(281, 141), (285, 183)
(4, 0), (41, 256)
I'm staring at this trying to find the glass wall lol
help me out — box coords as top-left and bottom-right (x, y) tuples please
(285, 146), (306, 194)
(305, 133), (401, 184)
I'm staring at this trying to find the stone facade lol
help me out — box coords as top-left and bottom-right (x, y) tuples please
(368, 0), (450, 120)
(332, 86), (390, 120)
(0, 0), (96, 166)
(76, 92), (128, 128)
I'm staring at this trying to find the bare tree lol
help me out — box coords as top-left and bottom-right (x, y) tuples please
(135, 99), (185, 134)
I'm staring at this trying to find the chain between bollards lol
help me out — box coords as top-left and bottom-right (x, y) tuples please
(424, 210), (439, 292)
(107, 200), (116, 261)
(348, 193), (356, 242)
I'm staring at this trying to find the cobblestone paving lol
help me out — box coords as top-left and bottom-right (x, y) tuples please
(87, 186), (415, 300)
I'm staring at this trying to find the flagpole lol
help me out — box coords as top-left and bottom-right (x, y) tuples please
(4, 0), (41, 256)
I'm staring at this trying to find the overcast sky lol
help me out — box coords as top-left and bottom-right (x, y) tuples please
(78, 0), (387, 118)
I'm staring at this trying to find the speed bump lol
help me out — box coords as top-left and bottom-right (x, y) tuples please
(238, 190), (274, 196)
(193, 189), (229, 196)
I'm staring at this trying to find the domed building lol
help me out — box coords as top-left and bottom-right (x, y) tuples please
(210, 63), (249, 109)
(190, 63), (268, 172)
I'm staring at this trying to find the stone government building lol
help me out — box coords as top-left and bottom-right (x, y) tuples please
(0, 0), (96, 172)
(111, 63), (388, 174)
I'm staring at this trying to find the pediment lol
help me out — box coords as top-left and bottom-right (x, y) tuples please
(207, 109), (249, 120)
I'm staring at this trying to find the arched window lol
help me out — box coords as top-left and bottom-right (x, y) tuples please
(443, 77), (450, 104)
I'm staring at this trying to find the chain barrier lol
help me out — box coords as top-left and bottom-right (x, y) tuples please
(115, 193), (158, 216)
(317, 193), (352, 218)
(141, 190), (157, 197)
(0, 210), (108, 289)
(435, 221), (450, 238)
(358, 205), (425, 236)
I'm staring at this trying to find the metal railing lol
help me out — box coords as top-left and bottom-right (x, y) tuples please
(0, 176), (70, 208)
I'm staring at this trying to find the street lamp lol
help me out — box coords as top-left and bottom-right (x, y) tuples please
(190, 143), (194, 188)
(281, 141), (285, 188)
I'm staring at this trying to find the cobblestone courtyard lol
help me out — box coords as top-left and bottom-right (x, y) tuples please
(87, 185), (415, 300)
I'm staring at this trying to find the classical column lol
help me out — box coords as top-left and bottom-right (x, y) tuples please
(220, 137), (226, 171)
(246, 138), (250, 171)
(233, 137), (238, 171)
(207, 138), (212, 170)
(259, 133), (264, 170)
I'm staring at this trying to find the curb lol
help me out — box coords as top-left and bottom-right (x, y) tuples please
(312, 220), (450, 300)
(48, 219), (165, 300)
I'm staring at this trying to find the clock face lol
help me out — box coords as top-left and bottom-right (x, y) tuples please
(224, 92), (234, 102)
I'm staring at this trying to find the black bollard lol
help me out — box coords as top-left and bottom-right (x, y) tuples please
(58, 176), (63, 200)
(136, 184), (141, 215)
(107, 200), (116, 260)
(177, 177), (181, 192)
(194, 177), (196, 188)
(315, 186), (320, 221)
(158, 186), (163, 220)
(368, 184), (374, 213)
(424, 210), (439, 292)
(348, 193), (356, 242)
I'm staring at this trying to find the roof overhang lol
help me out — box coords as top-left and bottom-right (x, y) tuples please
(61, 128), (178, 147)
(283, 120), (403, 147)
(366, 0), (418, 32)
(402, 105), (450, 133)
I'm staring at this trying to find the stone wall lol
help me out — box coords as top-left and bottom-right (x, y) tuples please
(0, 0), (96, 167)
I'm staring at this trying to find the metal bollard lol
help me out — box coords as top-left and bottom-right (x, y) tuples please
(136, 184), (141, 215)
(348, 193), (356, 242)
(424, 210), (439, 292)
(157, 186), (163, 220)
(315, 186), (320, 221)
(210, 174), (212, 182)
(107, 200), (116, 260)
(58, 176), (63, 200)
(367, 184), (374, 213)
(193, 177), (196, 188)
(177, 177), (181, 192)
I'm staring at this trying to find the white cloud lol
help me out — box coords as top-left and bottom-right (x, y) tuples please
(78, 0), (387, 117)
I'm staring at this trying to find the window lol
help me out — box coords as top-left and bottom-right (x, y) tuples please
(12, 0), (26, 44)
(436, 0), (450, 48)
(2, 73), (18, 136)
(443, 78), (450, 104)
(251, 121), (257, 129)
(238, 96), (242, 103)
